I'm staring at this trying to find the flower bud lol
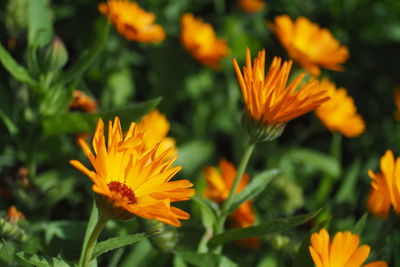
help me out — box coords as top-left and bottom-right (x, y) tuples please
(39, 37), (68, 73)
(242, 112), (286, 142)
(145, 220), (178, 252)
(5, 0), (29, 37)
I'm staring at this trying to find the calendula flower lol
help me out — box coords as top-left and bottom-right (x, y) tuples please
(310, 229), (387, 267)
(7, 206), (25, 224)
(368, 150), (400, 216)
(367, 187), (391, 218)
(180, 13), (228, 69)
(394, 86), (400, 120)
(238, 0), (265, 13)
(315, 78), (365, 138)
(269, 15), (349, 76)
(70, 117), (195, 226)
(233, 48), (329, 141)
(136, 110), (177, 159)
(70, 90), (97, 113)
(98, 0), (165, 43)
(204, 159), (260, 249)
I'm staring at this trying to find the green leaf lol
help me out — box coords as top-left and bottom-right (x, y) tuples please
(16, 251), (71, 267)
(0, 42), (37, 87)
(0, 109), (18, 136)
(352, 213), (368, 235)
(174, 140), (214, 174)
(42, 97), (161, 135)
(28, 0), (53, 47)
(209, 209), (322, 247)
(192, 196), (219, 228)
(79, 201), (99, 266)
(335, 158), (362, 202)
(286, 148), (341, 178)
(93, 231), (157, 260)
(177, 251), (237, 267)
(226, 169), (279, 215)
(61, 20), (110, 85)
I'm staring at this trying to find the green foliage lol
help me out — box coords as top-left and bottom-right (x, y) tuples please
(17, 251), (72, 267)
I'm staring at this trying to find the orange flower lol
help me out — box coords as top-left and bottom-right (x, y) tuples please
(368, 150), (400, 216)
(204, 159), (260, 249)
(310, 229), (387, 267)
(233, 48), (329, 140)
(238, 0), (265, 13)
(70, 90), (97, 113)
(367, 187), (391, 218)
(70, 117), (195, 226)
(98, 0), (165, 43)
(136, 110), (177, 159)
(269, 15), (349, 76)
(315, 78), (365, 137)
(7, 206), (25, 224)
(180, 13), (228, 69)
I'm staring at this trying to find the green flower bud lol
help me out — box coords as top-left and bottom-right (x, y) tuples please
(242, 112), (286, 142)
(39, 37), (68, 73)
(0, 218), (27, 242)
(145, 220), (178, 252)
(5, 0), (29, 37)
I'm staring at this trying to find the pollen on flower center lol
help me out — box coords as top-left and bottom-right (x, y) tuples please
(108, 181), (137, 204)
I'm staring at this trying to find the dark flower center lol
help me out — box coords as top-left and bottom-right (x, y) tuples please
(108, 181), (137, 204)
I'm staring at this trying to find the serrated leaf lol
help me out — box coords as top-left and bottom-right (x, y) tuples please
(286, 148), (341, 178)
(16, 251), (71, 267)
(352, 213), (368, 235)
(0, 43), (37, 87)
(226, 169), (279, 215)
(177, 251), (237, 267)
(61, 21), (109, 86)
(28, 0), (53, 47)
(93, 231), (157, 260)
(209, 209), (322, 246)
(42, 97), (161, 135)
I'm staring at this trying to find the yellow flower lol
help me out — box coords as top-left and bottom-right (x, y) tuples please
(315, 78), (365, 138)
(180, 13), (228, 69)
(238, 0), (265, 13)
(269, 15), (349, 76)
(98, 0), (165, 43)
(70, 90), (97, 113)
(136, 110), (177, 159)
(309, 229), (387, 267)
(70, 117), (195, 226)
(367, 187), (391, 218)
(233, 48), (329, 140)
(204, 159), (260, 249)
(368, 150), (400, 216)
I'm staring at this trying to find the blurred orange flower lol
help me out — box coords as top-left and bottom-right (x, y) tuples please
(180, 13), (228, 69)
(233, 48), (329, 138)
(309, 229), (387, 267)
(368, 150), (400, 217)
(7, 206), (25, 224)
(204, 159), (260, 249)
(98, 0), (165, 43)
(70, 117), (195, 226)
(367, 187), (391, 218)
(136, 110), (177, 159)
(238, 0), (265, 13)
(315, 78), (365, 138)
(269, 15), (349, 76)
(70, 90), (97, 113)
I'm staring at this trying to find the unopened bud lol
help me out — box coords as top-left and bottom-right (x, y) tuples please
(40, 37), (68, 73)
(5, 0), (29, 37)
(145, 220), (178, 252)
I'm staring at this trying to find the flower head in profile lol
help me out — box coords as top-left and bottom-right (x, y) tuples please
(368, 150), (400, 217)
(180, 13), (228, 69)
(70, 90), (97, 113)
(233, 48), (329, 141)
(70, 117), (195, 226)
(98, 0), (165, 43)
(269, 15), (349, 76)
(315, 78), (365, 138)
(238, 0), (265, 13)
(204, 159), (260, 249)
(310, 229), (387, 267)
(136, 110), (177, 160)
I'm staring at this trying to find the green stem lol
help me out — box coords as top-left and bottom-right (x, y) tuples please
(213, 139), (256, 253)
(315, 132), (342, 205)
(80, 214), (109, 267)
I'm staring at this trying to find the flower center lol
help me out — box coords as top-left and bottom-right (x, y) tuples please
(108, 181), (137, 204)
